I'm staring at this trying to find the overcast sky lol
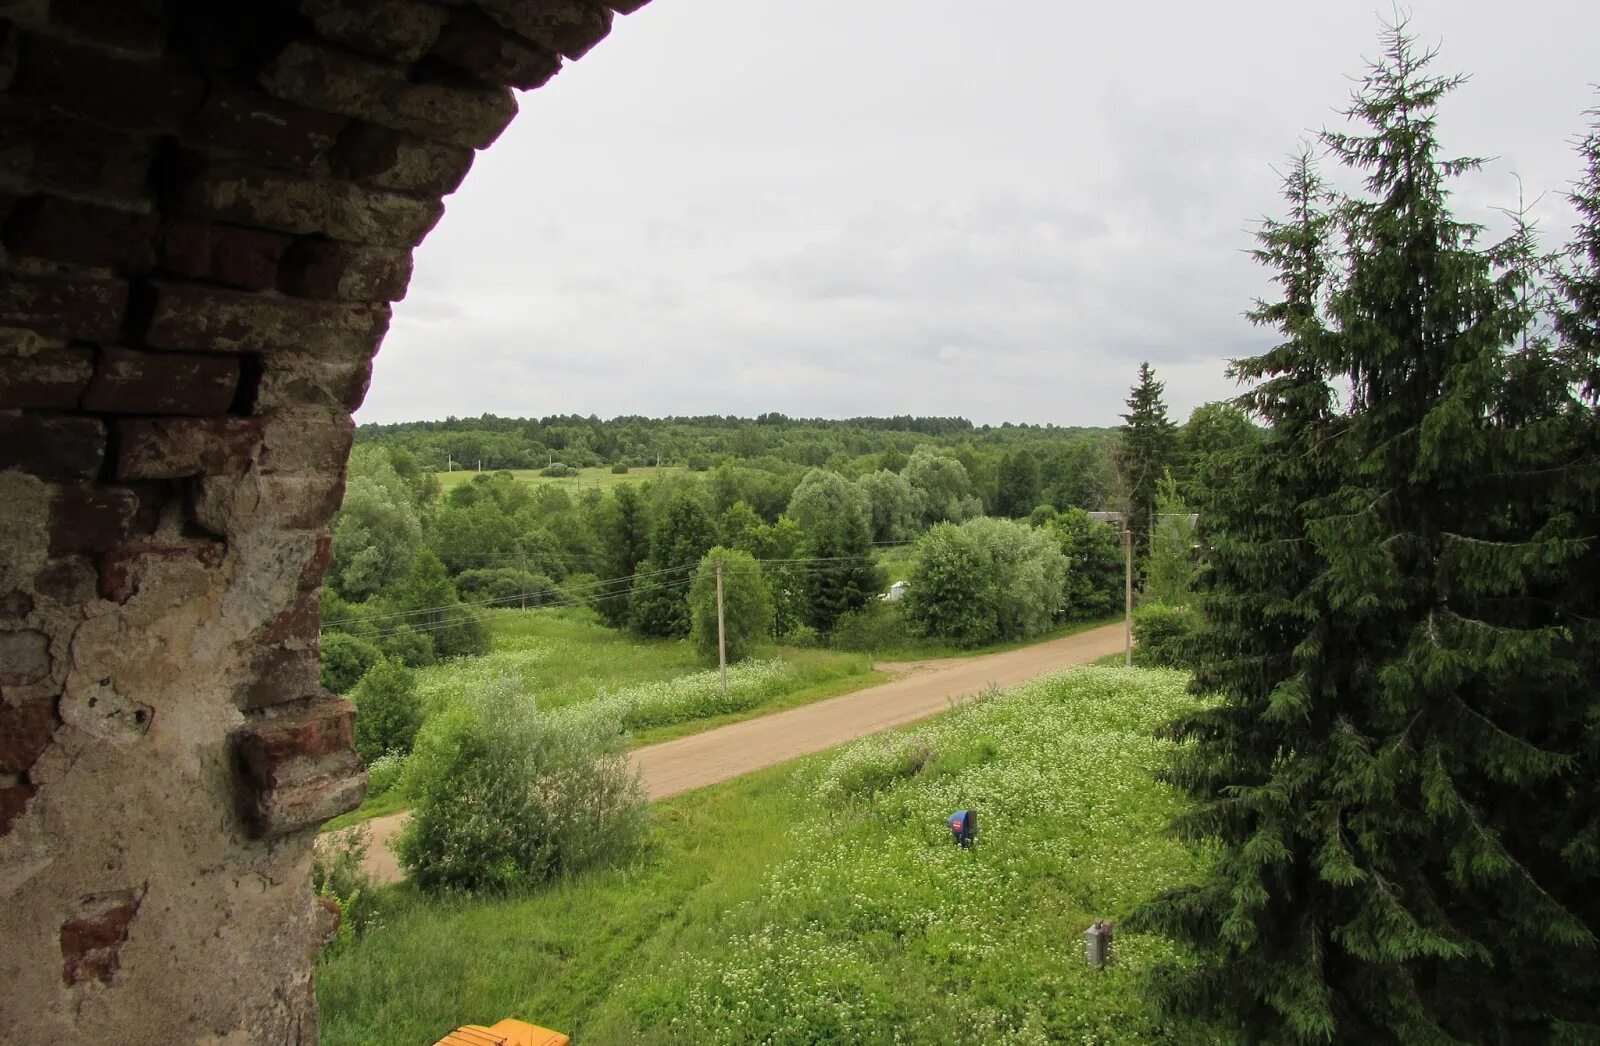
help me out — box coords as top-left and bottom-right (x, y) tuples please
(359, 0), (1600, 429)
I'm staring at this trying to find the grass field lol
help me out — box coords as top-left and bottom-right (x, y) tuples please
(316, 666), (1221, 1045)
(324, 609), (879, 831)
(434, 465), (685, 493)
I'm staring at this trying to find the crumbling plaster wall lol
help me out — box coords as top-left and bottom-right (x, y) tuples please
(0, 1), (645, 1041)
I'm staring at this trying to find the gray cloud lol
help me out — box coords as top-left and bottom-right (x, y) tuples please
(364, 0), (1600, 429)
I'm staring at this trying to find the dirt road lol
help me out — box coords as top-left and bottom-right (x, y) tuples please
(352, 623), (1126, 884)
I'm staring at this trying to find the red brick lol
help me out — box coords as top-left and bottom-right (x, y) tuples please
(234, 697), (368, 831)
(159, 220), (291, 292)
(0, 101), (156, 211)
(60, 892), (141, 987)
(262, 41), (517, 151)
(49, 485), (138, 554)
(236, 644), (321, 712)
(332, 124), (475, 196)
(170, 159), (442, 247)
(144, 281), (390, 359)
(48, 0), (166, 58)
(14, 36), (203, 134)
(0, 698), (57, 774)
(83, 347), (241, 416)
(3, 196), (159, 271)
(113, 416), (263, 480)
(302, 533), (334, 591)
(184, 87), (345, 168)
(0, 415), (106, 481)
(278, 240), (412, 302)
(0, 275), (127, 341)
(32, 558), (97, 604)
(0, 348), (95, 408)
(0, 781), (37, 837)
(259, 412), (355, 474)
(481, 0), (612, 60)
(99, 537), (227, 603)
(252, 354), (373, 413)
(434, 8), (563, 90)
(298, 0), (447, 63)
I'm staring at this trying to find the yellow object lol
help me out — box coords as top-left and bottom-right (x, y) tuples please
(433, 1018), (570, 1046)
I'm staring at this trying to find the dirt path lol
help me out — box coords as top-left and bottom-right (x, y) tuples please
(351, 623), (1127, 884)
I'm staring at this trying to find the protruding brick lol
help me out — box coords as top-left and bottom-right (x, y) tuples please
(252, 353), (372, 413)
(0, 347), (95, 408)
(3, 196), (159, 271)
(113, 417), (263, 480)
(297, 0), (447, 63)
(184, 87), (346, 169)
(171, 161), (443, 247)
(60, 891), (141, 987)
(0, 415), (105, 481)
(49, 484), (138, 554)
(0, 275), (126, 341)
(235, 695), (366, 837)
(479, 0), (612, 59)
(332, 123), (474, 196)
(144, 282), (390, 359)
(0, 630), (50, 685)
(83, 347), (241, 416)
(160, 220), (291, 292)
(279, 240), (412, 302)
(433, 8), (563, 90)
(260, 411), (354, 474)
(262, 41), (518, 151)
(13, 36), (203, 134)
(0, 697), (57, 773)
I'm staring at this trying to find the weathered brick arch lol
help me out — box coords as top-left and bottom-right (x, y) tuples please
(0, 2), (644, 1040)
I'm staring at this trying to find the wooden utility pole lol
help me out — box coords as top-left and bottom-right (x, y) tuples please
(715, 558), (728, 696)
(519, 550), (527, 610)
(1123, 524), (1134, 668)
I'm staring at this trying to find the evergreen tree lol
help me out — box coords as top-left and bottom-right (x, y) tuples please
(1135, 27), (1600, 1041)
(629, 491), (716, 637)
(594, 485), (651, 627)
(802, 502), (879, 636)
(1115, 361), (1178, 561)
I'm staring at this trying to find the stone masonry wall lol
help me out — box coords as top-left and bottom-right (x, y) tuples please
(0, 1), (646, 1041)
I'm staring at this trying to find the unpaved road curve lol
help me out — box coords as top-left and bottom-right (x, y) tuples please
(353, 623), (1126, 884)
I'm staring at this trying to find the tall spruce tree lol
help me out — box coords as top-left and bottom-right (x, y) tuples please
(1134, 25), (1600, 1041)
(1116, 361), (1178, 561)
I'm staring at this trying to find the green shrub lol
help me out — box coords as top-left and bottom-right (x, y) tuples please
(378, 624), (435, 668)
(1132, 602), (1196, 668)
(610, 463), (630, 474)
(351, 659), (423, 764)
(539, 463), (579, 477)
(828, 599), (910, 652)
(312, 826), (381, 957)
(398, 677), (647, 893)
(431, 605), (490, 659)
(456, 567), (555, 607)
(320, 632), (382, 694)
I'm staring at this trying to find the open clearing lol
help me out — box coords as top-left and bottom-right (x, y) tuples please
(434, 464), (684, 492)
(357, 622), (1126, 884)
(317, 664), (1216, 1045)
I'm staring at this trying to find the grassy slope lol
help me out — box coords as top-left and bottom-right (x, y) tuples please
(317, 667), (1223, 1045)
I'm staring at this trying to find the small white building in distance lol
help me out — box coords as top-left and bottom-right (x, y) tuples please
(882, 581), (909, 602)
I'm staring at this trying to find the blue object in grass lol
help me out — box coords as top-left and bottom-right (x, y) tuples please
(947, 809), (977, 849)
